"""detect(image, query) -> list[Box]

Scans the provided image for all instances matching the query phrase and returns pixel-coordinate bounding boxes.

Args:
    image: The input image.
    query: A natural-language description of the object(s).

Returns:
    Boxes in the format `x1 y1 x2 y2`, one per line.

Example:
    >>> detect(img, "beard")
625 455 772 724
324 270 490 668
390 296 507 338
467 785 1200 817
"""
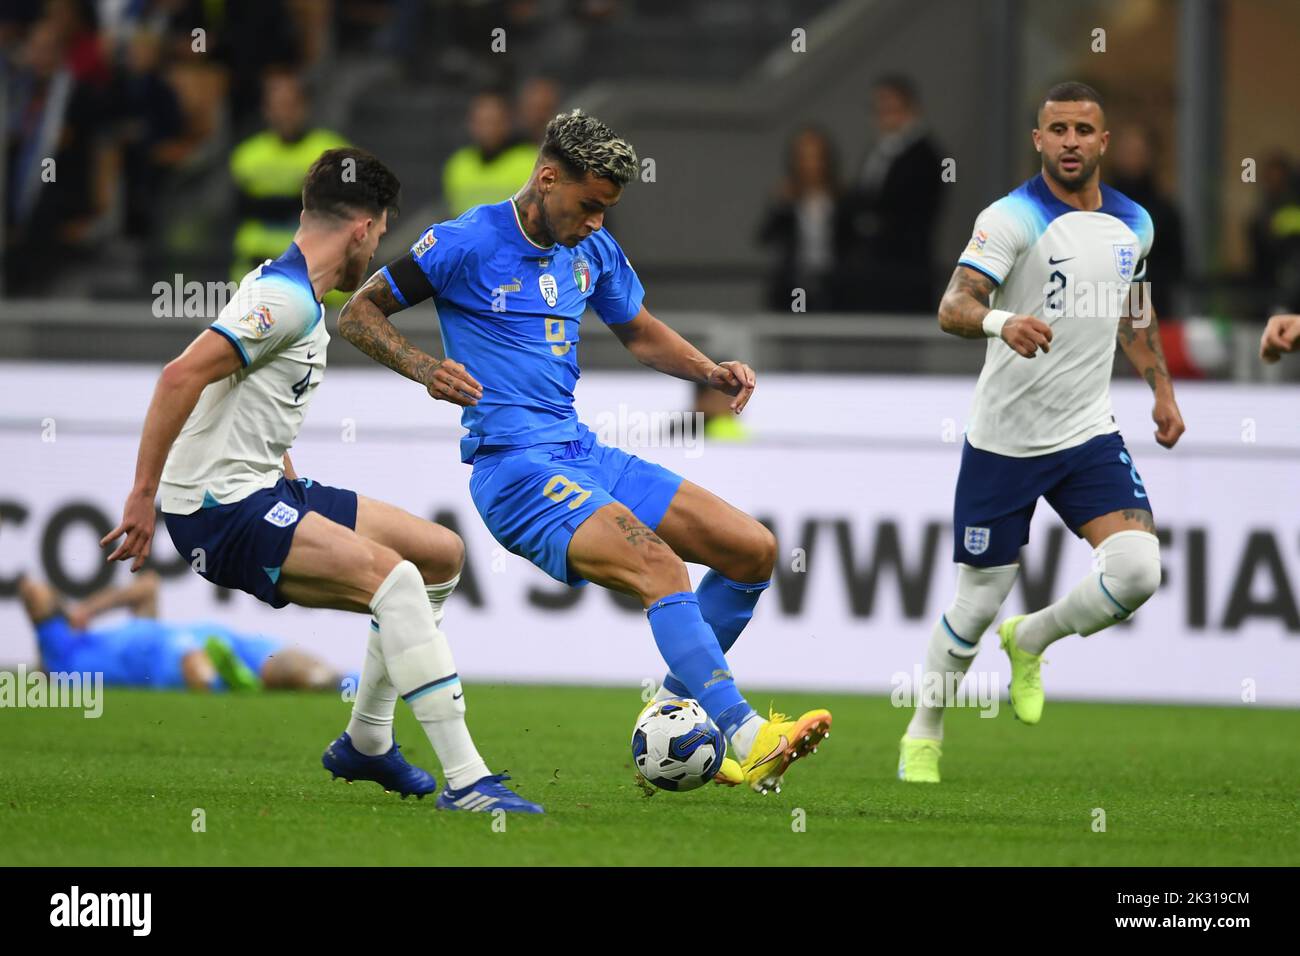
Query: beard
1044 151 1100 192
337 251 369 292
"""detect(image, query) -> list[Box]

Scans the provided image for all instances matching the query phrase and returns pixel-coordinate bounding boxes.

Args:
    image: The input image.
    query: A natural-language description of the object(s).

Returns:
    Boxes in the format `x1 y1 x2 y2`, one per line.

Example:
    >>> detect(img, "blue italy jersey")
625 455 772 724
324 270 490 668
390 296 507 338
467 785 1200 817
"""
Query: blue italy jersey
382 199 646 462
36 617 194 686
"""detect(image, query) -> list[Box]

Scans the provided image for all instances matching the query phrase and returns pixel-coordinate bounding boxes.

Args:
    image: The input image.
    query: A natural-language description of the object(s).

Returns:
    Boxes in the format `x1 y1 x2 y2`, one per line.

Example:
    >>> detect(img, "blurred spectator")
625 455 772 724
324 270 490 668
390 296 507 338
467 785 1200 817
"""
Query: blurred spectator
757 125 849 313
45 0 109 88
169 0 304 134
111 28 187 239
0 1 44 51
442 89 539 217
229 72 348 279
841 75 944 313
517 75 561 144
1107 123 1185 318
3 14 108 294
1249 152 1300 312
693 382 751 443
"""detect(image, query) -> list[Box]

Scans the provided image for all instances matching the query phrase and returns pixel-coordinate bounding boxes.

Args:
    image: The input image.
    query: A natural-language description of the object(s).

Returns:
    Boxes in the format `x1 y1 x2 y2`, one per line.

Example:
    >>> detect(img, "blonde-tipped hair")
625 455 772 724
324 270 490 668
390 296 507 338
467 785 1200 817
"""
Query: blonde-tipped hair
541 109 638 186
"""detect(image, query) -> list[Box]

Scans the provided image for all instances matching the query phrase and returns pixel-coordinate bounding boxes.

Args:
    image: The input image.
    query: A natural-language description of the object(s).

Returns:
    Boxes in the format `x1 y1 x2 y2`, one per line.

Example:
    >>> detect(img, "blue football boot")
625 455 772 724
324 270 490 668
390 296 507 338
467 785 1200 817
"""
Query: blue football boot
322 732 438 799
435 774 544 813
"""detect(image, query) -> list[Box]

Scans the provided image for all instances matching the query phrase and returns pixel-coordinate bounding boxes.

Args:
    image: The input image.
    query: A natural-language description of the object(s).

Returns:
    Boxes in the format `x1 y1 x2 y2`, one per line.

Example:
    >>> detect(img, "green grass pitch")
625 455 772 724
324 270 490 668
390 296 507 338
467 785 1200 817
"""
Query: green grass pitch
3 685 1297 866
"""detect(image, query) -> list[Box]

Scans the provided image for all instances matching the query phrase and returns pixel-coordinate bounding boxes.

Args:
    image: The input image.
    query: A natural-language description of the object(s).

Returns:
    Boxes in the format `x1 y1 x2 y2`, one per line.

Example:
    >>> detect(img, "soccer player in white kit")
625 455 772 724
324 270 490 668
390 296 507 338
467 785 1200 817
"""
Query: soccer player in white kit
101 148 541 811
898 83 1186 782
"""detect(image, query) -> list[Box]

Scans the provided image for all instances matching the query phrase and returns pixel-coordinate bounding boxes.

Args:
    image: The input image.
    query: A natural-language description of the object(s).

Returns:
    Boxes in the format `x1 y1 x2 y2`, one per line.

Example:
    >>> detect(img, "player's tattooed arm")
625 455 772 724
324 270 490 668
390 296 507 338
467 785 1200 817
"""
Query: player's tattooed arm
937 265 999 338
339 271 483 406
1118 295 1185 449
939 266 1053 357
1117 297 1173 395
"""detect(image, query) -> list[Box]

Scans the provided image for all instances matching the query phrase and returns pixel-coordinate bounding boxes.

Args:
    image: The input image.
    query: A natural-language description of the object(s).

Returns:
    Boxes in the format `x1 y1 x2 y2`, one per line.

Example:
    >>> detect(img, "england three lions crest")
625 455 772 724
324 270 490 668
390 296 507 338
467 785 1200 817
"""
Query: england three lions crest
964 526 990 556
1113 244 1137 283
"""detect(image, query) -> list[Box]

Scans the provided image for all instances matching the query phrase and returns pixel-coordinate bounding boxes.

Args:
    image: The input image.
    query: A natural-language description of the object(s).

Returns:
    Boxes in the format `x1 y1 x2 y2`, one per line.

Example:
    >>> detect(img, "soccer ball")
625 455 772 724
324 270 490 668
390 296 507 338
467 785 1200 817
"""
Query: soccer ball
631 698 726 792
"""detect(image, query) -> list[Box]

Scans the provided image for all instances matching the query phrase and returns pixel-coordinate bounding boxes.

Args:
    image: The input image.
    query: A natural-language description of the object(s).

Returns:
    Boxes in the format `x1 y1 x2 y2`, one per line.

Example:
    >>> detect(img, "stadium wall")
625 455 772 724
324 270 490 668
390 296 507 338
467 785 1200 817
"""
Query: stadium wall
2 363 1298 706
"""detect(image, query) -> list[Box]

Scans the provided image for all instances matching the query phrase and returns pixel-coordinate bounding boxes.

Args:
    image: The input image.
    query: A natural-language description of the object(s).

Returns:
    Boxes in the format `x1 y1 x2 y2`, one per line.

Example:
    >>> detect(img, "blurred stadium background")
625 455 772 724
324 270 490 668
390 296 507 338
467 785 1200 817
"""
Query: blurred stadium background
3 0 1299 706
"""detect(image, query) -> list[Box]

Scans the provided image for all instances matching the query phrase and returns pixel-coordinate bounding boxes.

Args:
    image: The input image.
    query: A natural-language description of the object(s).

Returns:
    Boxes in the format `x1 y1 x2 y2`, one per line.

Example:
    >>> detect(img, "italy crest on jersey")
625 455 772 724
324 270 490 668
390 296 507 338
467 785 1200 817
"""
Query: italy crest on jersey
1113 243 1136 282
572 256 591 295
964 526 990 556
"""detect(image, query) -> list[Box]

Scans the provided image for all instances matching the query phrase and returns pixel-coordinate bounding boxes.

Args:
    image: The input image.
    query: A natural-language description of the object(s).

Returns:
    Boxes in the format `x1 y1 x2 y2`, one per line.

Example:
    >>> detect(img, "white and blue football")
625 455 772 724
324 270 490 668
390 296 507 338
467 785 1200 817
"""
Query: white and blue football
631 698 726 792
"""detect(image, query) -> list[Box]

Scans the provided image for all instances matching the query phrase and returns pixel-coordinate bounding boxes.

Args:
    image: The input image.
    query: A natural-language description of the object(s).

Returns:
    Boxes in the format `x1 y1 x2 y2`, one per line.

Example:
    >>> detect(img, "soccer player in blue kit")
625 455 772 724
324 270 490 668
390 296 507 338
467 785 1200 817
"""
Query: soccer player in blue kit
339 111 831 795
18 572 343 692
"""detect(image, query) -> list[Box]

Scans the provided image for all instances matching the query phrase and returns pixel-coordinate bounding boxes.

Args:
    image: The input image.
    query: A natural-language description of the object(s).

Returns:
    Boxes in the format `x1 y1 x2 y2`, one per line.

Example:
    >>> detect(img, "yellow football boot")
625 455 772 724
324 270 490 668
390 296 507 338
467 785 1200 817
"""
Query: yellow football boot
738 708 832 794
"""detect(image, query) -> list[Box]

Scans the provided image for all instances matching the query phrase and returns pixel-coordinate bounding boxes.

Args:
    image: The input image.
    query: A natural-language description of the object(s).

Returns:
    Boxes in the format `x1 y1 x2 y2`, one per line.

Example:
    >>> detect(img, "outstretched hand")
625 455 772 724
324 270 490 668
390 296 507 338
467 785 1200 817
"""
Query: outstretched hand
101 492 157 573
708 361 756 413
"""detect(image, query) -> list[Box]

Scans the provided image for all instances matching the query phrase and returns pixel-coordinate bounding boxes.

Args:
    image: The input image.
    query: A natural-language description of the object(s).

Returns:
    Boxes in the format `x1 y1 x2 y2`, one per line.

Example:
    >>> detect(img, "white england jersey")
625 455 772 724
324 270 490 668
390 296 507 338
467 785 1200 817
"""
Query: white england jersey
957 174 1153 457
159 244 327 514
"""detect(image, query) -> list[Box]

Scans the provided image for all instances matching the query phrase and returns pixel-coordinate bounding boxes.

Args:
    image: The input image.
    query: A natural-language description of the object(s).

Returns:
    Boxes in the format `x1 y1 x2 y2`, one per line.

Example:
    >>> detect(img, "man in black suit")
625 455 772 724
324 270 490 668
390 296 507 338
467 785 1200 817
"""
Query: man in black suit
840 75 944 313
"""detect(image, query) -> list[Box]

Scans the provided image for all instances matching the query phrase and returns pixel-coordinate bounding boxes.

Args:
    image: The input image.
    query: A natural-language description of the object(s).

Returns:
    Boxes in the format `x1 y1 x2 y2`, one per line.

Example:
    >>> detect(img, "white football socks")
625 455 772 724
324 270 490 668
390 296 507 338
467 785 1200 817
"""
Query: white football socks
370 561 490 790
652 684 680 705
348 572 463 756
729 712 765 763
346 624 397 756
425 572 460 628
1016 531 1161 655
907 563 1018 741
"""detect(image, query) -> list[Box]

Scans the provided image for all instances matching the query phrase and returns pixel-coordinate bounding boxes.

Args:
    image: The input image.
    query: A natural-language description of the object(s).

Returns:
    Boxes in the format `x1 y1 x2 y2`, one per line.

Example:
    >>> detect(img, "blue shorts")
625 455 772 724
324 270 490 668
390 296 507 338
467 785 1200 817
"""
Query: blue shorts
163 477 358 608
469 426 685 585
953 431 1152 567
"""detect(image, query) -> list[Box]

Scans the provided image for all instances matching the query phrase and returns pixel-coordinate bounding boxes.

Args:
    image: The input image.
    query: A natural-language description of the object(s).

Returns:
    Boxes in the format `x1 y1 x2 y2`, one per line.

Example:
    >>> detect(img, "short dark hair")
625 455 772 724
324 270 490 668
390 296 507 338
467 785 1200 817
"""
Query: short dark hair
1037 81 1105 125
302 147 400 222
873 74 919 107
539 109 638 186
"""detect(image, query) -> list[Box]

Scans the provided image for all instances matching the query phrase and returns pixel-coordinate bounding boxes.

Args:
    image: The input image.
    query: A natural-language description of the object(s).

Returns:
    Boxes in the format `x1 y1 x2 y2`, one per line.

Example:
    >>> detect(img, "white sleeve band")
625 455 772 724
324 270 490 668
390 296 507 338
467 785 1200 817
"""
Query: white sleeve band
982 309 1014 338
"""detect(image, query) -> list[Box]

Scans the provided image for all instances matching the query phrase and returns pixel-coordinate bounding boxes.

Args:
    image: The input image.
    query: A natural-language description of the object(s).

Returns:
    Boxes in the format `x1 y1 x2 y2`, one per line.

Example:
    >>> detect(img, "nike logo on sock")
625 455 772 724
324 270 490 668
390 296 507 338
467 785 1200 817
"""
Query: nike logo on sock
452 692 463 700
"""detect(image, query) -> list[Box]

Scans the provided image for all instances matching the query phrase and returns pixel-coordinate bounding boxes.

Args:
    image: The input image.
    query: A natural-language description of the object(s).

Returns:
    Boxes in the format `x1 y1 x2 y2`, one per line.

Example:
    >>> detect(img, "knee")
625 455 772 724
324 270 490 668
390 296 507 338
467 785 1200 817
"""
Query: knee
748 522 778 579
1100 531 1162 612
946 563 1019 641
719 520 777 582
626 540 690 603
361 543 405 595
415 525 465 584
